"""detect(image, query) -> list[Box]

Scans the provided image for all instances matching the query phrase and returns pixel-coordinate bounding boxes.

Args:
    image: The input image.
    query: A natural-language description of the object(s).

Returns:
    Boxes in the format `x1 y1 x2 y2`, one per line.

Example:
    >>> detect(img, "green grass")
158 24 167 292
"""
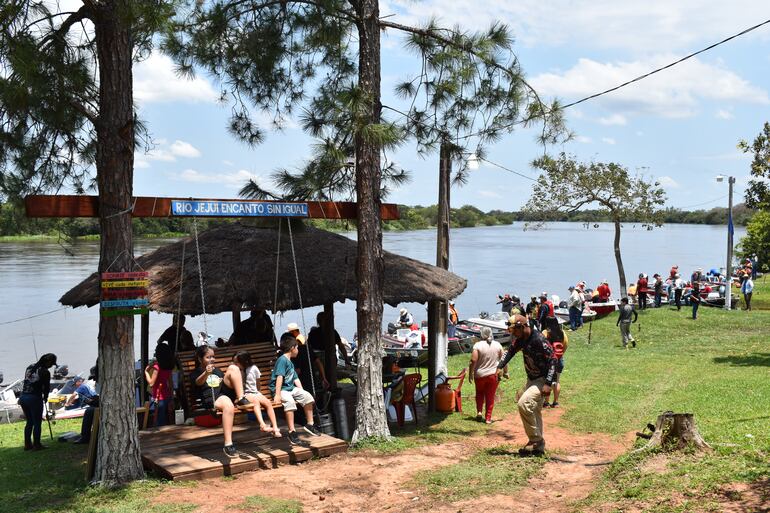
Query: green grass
238 495 303 513
0 419 195 513
420 444 544 501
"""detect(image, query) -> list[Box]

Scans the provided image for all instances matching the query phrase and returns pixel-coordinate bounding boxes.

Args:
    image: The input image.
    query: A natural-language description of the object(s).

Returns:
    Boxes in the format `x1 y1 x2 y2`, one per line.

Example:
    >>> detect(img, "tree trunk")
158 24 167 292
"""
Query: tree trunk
351 0 389 442
638 412 711 452
92 1 144 485
613 218 628 298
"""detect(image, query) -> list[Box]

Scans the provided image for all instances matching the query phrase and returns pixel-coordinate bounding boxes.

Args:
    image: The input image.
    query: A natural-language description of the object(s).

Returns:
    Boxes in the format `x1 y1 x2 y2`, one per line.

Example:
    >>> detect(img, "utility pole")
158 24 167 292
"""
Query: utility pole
726 175 735 310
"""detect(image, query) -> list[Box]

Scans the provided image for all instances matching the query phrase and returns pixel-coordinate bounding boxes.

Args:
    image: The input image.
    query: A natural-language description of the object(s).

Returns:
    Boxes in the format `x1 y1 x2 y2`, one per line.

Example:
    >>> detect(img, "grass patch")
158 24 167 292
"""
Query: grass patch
239 495 303 513
0 418 194 513
420 444 543 502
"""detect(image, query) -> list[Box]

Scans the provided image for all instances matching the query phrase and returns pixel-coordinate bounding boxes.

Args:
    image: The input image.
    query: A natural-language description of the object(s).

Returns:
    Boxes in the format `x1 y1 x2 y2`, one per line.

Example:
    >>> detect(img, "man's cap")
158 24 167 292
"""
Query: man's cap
506 314 528 328
530 295 537 300
540 291 548 298
568 285 575 290
601 279 608 284
287 322 300 332
449 300 455 305
399 308 407 315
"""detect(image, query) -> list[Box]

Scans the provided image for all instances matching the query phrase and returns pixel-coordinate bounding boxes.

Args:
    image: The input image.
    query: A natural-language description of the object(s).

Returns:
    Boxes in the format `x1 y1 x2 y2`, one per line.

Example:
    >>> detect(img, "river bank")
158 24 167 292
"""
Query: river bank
1 279 767 512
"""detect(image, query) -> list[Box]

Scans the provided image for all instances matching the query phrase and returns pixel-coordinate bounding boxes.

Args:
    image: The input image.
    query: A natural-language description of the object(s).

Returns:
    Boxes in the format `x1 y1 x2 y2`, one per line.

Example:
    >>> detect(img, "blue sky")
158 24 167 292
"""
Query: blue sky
121 1 770 212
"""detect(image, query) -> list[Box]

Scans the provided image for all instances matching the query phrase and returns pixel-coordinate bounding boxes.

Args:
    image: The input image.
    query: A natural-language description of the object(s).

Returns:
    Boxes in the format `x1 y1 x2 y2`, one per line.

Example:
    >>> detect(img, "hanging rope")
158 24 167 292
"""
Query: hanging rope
287 219 316 397
272 218 283 331
192 218 209 337
175 241 187 352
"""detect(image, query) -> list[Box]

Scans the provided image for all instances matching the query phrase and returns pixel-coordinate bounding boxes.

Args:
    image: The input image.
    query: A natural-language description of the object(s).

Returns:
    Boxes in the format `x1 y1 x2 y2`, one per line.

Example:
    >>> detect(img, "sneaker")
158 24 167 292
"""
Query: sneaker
550 402 559 408
235 396 251 407
223 444 238 458
543 402 550 408
476 412 483 421
287 431 301 445
631 340 636 348
303 423 322 436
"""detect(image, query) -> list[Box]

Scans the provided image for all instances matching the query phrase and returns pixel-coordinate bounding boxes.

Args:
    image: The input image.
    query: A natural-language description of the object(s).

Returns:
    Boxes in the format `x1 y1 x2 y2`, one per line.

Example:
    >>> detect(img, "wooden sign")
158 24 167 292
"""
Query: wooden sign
100 272 149 317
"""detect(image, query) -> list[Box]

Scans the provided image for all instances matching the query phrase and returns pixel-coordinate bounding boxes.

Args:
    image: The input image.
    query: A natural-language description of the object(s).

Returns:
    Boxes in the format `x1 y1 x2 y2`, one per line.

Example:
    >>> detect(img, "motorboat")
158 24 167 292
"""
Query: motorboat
554 307 598 324
454 311 512 346
584 300 619 318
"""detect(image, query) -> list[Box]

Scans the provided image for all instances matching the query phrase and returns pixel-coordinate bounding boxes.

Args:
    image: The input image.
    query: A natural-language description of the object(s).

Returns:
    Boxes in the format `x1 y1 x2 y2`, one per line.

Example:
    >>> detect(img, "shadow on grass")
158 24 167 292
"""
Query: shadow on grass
712 353 770 367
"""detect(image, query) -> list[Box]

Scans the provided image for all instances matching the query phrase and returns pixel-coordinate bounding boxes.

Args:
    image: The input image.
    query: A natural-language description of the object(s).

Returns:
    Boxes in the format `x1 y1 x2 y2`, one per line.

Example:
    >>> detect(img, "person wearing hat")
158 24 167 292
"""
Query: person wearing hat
652 273 664 307
447 301 459 338
287 323 329 395
525 296 539 329
637 273 649 310
616 297 638 348
497 294 514 315
396 307 414 328
537 293 554 329
497 315 556 456
567 285 583 331
673 273 685 310
595 280 612 303
19 353 57 450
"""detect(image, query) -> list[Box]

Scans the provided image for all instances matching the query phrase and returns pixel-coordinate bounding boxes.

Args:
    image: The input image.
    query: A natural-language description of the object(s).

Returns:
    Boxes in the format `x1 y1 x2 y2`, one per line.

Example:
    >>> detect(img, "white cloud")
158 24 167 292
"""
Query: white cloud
172 168 260 188
602 137 616 145
478 190 502 199
657 176 679 188
380 1 770 52
531 56 768 119
599 114 627 126
135 139 202 168
222 160 235 167
715 109 734 120
134 54 219 104
574 135 592 144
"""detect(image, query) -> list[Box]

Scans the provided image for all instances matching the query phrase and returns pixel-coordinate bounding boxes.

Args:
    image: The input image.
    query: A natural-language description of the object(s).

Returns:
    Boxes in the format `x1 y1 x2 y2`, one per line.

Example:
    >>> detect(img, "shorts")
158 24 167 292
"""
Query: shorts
554 357 564 381
279 388 315 412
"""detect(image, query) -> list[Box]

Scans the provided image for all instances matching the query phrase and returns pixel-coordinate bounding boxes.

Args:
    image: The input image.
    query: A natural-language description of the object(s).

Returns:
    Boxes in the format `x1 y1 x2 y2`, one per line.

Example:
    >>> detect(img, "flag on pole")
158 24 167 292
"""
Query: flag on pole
728 209 734 239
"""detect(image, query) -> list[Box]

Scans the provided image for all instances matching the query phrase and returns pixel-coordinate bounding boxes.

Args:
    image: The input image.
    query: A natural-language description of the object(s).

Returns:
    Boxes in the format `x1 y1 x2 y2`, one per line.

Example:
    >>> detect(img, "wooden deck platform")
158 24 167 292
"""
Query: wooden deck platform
139 422 348 481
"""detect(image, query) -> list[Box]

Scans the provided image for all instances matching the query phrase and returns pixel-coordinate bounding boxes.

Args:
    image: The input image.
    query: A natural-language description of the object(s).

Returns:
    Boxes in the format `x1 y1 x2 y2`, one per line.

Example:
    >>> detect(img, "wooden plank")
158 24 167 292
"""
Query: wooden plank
100 299 149 308
25 195 401 220
101 271 148 279
103 288 148 299
101 280 149 288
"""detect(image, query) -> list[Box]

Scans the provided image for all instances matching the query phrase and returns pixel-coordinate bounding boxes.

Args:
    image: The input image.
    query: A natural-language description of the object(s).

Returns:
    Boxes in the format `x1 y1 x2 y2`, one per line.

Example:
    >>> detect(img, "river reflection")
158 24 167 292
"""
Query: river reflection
0 222 744 378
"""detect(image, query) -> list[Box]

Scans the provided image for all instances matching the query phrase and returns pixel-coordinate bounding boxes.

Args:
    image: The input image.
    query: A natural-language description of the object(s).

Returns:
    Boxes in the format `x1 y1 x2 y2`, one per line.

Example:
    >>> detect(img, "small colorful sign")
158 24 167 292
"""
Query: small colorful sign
100 272 149 317
171 200 309 217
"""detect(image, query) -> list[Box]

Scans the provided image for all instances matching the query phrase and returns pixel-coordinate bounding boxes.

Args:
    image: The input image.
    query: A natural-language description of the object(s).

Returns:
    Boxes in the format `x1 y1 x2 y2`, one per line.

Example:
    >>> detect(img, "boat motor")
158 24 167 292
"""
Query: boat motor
53 365 69 380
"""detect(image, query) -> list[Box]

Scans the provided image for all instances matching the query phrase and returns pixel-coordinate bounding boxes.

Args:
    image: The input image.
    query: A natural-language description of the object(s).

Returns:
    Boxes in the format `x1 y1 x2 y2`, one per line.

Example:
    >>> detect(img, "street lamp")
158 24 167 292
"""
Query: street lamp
716 175 735 310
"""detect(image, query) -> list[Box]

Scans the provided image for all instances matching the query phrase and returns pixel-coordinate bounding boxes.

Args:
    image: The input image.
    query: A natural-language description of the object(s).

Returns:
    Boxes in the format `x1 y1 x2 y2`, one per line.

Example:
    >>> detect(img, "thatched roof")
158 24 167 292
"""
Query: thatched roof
60 223 467 314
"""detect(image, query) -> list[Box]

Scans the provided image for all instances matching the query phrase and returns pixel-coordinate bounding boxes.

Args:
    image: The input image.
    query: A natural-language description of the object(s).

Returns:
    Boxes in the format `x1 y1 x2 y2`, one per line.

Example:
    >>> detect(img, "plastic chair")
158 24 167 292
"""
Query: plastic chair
391 373 421 427
446 369 466 413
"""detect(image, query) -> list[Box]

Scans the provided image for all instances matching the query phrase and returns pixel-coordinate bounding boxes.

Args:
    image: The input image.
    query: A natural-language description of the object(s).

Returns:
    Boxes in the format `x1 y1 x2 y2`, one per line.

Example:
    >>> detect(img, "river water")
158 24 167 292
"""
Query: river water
0 222 744 379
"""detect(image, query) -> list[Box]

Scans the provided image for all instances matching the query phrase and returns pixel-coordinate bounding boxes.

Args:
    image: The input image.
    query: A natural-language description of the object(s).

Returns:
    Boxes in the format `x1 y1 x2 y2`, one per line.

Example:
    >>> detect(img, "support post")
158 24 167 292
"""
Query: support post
427 300 439 413
323 302 338 390
140 313 149 403
725 176 735 310
433 143 451 376
231 307 241 332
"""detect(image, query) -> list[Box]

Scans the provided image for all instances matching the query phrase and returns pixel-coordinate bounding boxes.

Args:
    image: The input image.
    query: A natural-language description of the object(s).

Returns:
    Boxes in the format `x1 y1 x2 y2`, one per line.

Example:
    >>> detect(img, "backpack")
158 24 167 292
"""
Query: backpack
544 329 568 359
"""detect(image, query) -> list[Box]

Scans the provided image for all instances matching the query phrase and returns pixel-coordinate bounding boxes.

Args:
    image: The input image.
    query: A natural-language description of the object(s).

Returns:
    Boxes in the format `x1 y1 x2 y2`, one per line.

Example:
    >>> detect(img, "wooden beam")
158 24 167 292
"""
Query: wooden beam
140 313 149 404
323 303 337 390
24 195 400 220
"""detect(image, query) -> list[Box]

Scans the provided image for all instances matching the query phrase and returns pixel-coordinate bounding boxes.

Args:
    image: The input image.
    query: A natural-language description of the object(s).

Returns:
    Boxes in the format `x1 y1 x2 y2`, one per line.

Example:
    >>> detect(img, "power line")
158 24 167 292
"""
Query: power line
560 18 770 110
476 156 538 182
677 194 729 210
0 307 69 326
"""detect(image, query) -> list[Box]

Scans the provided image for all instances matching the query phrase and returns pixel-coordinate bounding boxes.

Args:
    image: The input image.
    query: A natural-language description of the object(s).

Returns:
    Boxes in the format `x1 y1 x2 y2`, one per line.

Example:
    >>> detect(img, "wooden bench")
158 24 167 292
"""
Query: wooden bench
177 342 282 418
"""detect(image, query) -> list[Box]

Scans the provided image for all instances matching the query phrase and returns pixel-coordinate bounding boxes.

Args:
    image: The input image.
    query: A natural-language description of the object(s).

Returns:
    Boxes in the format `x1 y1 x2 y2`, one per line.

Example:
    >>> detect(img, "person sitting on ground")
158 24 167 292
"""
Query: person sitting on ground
595 280 612 303
396 308 414 328
541 317 568 408
157 314 195 353
19 353 57 451
232 351 281 437
190 346 238 457
63 376 87 409
145 343 175 427
270 334 322 445
307 312 351 367
469 326 503 424
616 297 638 349
230 309 276 346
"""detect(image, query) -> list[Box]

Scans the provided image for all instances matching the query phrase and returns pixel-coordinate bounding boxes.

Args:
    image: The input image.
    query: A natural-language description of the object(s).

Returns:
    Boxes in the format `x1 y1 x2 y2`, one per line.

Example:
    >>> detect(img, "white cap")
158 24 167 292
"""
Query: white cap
287 322 300 332
399 308 407 315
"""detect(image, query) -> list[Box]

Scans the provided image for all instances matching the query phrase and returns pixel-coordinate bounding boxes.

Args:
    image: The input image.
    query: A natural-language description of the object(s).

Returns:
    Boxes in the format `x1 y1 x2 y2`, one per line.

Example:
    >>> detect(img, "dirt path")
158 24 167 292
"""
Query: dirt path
154 409 631 513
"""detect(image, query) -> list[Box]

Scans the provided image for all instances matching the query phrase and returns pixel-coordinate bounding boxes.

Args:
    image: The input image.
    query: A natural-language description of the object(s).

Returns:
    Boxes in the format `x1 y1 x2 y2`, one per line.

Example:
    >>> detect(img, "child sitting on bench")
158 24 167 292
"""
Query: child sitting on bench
269 333 322 445
231 350 281 438
190 346 238 457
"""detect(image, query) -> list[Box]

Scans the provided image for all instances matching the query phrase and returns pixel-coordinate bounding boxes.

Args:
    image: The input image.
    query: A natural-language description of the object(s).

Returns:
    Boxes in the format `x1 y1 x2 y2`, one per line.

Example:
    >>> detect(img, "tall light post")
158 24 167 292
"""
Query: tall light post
716 175 735 310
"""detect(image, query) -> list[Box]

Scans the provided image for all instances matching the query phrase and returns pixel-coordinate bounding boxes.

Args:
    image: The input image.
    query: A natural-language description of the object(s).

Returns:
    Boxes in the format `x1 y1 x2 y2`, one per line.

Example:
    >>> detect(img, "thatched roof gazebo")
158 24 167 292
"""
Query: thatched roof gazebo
60 223 467 312
61 223 467 400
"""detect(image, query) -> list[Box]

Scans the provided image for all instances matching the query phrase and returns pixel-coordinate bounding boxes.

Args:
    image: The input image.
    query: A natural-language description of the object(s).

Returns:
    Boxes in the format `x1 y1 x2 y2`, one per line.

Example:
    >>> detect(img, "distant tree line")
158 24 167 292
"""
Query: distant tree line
0 200 756 238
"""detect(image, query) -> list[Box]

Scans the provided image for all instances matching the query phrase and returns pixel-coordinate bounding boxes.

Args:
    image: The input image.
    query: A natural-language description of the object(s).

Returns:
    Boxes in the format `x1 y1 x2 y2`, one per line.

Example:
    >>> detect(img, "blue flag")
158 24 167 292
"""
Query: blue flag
728 210 734 239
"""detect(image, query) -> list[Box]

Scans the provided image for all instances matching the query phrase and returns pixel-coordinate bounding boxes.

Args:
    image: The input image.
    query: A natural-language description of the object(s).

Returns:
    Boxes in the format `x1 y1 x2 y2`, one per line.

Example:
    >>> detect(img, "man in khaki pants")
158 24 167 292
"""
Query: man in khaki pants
497 314 556 456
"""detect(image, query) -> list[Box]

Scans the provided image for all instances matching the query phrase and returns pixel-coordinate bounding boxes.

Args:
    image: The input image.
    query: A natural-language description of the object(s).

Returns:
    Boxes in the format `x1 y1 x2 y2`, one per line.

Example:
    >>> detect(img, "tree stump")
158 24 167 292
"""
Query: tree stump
638 411 711 452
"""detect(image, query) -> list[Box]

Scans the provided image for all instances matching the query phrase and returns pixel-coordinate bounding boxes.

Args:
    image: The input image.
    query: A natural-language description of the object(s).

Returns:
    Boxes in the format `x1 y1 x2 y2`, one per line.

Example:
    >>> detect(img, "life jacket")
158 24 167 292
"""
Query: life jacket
543 329 568 359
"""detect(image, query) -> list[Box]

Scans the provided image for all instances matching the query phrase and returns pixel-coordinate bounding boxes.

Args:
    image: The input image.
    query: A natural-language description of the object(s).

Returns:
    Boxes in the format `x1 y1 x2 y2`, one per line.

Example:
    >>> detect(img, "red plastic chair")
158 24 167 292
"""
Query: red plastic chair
392 373 421 427
446 368 466 413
